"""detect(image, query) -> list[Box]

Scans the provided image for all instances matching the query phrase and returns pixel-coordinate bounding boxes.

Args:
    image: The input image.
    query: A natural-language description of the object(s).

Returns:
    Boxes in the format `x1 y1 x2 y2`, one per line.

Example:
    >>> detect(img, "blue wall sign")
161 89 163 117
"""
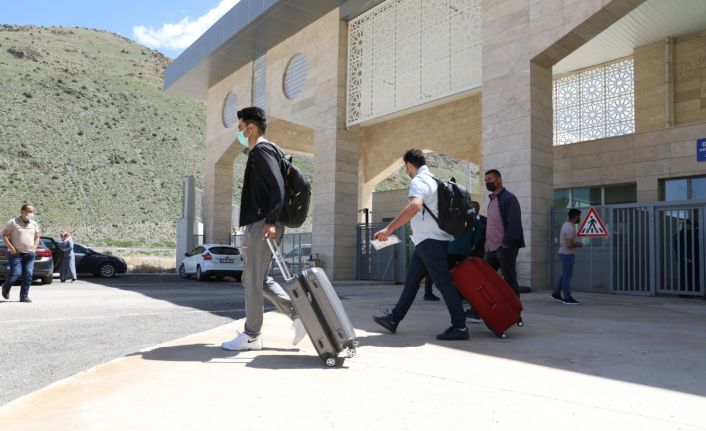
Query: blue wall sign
698 138 706 162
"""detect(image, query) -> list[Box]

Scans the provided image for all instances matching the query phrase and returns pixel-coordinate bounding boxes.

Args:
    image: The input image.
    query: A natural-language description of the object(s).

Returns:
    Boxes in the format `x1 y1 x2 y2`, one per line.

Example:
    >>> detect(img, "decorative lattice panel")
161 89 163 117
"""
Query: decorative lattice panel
222 91 238 128
553 57 635 146
252 54 267 108
347 0 481 126
283 54 308 100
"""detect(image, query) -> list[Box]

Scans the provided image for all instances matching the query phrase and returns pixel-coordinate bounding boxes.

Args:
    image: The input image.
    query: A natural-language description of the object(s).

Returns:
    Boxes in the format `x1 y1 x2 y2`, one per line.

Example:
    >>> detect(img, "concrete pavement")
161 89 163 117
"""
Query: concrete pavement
0 275 248 405
1 285 705 430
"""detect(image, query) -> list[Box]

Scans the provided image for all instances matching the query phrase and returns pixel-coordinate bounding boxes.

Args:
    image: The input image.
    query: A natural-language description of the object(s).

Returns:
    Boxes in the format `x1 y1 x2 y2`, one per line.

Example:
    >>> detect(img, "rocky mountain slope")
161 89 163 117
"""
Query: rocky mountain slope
0 25 207 245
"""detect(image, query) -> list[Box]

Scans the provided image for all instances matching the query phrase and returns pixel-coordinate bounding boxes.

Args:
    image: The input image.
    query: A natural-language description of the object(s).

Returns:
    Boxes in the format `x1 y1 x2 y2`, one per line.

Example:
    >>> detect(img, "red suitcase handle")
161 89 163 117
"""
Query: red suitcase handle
477 283 497 309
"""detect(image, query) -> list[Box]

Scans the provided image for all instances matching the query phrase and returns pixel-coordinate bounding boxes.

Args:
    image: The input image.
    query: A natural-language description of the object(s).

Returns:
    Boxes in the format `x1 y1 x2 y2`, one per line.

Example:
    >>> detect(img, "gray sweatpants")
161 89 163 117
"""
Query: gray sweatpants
242 219 296 336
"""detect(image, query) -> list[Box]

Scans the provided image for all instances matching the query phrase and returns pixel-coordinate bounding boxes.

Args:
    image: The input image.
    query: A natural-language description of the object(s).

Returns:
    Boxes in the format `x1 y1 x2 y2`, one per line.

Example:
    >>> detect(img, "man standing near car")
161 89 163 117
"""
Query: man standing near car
221 107 305 351
2 204 41 303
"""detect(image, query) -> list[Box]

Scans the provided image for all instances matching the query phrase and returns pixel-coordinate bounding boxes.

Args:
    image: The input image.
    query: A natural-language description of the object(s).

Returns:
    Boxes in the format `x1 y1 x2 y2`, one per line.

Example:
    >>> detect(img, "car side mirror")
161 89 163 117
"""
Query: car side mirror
184 253 189 257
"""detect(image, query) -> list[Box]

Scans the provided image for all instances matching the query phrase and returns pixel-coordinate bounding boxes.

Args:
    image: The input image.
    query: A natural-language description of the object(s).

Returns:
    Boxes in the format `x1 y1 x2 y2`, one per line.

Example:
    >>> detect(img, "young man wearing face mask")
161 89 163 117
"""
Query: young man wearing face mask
484 169 525 297
372 149 469 340
221 106 306 351
553 208 583 304
2 204 41 303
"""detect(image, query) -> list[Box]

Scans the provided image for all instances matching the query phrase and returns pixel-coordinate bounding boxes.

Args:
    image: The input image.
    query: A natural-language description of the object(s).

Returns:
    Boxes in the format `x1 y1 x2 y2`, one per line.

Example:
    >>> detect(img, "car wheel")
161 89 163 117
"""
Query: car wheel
42 275 53 285
179 264 189 279
196 265 205 281
98 262 116 278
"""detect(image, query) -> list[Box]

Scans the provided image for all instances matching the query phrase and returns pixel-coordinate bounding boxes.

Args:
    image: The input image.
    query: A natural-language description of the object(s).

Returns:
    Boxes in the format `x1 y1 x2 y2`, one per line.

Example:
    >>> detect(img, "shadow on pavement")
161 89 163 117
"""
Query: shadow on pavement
129 344 299 363
245 354 341 370
85 274 249 320
88 277 706 397
352 291 706 398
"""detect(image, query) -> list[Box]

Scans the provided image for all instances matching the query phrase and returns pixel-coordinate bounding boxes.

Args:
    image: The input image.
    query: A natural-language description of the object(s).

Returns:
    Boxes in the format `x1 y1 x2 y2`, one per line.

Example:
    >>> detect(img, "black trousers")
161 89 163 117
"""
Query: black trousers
484 247 520 297
424 254 466 294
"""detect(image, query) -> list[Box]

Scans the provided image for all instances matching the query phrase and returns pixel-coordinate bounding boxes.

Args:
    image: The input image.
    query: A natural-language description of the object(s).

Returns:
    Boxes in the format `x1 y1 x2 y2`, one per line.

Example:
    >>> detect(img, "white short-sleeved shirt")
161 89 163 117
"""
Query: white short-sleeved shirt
558 221 577 255
4 217 40 253
408 165 453 245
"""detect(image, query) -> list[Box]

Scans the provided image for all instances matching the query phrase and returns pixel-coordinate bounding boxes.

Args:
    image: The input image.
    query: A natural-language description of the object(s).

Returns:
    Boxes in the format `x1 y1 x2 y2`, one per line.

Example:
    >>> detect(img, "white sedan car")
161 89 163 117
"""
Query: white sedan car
179 244 244 281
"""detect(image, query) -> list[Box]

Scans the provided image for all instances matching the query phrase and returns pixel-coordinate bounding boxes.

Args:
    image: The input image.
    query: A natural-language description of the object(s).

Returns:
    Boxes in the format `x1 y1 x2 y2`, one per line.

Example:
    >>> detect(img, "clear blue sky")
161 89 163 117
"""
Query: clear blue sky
1 0 237 58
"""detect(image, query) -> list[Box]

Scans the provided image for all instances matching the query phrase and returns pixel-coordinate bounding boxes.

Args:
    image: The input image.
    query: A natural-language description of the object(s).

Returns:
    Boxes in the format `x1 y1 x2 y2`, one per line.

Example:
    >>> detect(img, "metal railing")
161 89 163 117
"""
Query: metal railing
355 223 409 283
551 200 704 296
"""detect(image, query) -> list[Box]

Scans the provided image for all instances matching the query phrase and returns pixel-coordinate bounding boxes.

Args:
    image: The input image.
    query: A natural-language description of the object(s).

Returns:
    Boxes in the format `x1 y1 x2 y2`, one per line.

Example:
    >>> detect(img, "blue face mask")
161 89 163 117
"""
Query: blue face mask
236 127 251 147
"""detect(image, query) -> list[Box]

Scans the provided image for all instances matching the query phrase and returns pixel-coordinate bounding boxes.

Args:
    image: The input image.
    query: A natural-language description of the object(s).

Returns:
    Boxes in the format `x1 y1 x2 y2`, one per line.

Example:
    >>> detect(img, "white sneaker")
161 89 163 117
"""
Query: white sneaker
221 332 262 351
292 318 307 345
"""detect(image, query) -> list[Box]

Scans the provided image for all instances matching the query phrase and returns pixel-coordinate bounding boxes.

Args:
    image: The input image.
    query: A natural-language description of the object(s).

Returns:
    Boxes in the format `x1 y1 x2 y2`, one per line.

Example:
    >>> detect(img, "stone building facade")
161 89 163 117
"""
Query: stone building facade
165 0 706 287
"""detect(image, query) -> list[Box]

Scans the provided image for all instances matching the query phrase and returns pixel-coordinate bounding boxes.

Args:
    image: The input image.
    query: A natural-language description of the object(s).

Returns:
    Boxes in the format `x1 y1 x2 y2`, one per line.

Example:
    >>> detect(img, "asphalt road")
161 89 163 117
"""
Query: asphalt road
0 274 250 406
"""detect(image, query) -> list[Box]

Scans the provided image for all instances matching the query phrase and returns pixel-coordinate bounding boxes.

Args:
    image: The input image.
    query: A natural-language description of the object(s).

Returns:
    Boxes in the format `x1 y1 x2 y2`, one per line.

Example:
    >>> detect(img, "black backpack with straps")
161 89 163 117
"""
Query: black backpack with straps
264 142 311 228
422 174 475 235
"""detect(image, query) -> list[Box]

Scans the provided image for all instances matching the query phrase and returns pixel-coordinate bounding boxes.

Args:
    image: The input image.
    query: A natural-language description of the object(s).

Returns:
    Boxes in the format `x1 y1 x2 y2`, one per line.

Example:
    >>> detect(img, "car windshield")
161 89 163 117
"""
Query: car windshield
209 246 240 256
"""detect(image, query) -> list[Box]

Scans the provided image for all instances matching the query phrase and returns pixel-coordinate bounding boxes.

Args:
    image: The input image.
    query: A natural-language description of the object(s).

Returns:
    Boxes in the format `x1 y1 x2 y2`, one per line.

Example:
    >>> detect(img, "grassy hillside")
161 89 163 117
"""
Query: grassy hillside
0 25 206 245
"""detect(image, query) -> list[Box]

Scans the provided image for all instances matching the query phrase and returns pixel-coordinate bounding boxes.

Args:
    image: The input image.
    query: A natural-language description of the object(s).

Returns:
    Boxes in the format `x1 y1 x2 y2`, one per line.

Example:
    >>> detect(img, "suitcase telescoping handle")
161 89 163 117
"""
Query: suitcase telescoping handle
266 238 293 281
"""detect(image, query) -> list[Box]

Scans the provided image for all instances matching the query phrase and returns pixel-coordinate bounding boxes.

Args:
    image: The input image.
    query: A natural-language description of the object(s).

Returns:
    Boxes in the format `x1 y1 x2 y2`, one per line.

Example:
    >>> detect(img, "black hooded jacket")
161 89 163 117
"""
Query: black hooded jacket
239 141 284 227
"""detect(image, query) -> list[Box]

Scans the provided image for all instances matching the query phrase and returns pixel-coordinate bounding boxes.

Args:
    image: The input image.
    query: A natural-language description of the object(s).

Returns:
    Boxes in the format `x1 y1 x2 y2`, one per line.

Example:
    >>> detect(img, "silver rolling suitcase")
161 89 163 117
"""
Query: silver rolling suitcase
267 239 358 367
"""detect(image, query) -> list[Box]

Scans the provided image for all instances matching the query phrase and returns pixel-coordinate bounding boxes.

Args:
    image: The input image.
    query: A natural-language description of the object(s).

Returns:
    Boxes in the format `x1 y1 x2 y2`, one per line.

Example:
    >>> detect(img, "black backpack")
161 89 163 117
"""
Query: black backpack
265 142 311 228
422 175 475 235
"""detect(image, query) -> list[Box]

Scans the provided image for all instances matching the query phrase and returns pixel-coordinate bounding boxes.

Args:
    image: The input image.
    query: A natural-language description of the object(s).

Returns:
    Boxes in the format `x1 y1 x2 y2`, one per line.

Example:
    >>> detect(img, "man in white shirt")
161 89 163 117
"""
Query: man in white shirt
372 150 468 340
552 208 583 304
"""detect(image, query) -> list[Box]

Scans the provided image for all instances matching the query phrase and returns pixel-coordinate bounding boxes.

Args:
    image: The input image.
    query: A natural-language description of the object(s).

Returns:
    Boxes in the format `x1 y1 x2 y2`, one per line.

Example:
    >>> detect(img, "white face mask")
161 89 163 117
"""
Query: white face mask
236 126 251 147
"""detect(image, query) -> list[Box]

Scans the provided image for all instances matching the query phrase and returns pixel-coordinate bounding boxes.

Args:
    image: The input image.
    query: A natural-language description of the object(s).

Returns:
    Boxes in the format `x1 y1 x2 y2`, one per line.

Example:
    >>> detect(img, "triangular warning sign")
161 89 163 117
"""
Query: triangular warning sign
577 207 609 238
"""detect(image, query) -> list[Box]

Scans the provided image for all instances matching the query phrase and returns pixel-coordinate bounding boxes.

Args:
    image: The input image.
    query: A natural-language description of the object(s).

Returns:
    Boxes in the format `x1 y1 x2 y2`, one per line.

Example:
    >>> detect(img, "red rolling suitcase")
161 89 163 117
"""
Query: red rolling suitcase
450 256 524 338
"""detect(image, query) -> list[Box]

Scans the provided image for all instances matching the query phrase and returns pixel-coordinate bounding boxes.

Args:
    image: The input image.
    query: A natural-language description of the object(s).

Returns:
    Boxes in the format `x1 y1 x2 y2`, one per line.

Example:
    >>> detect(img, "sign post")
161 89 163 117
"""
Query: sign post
577 207 609 238
697 138 706 162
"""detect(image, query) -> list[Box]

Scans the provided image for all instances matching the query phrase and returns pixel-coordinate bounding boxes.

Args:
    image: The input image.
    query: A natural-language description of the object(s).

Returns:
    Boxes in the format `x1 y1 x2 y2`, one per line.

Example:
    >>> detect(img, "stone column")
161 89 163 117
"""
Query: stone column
482 0 645 290
312 20 360 281
482 1 554 291
203 145 242 245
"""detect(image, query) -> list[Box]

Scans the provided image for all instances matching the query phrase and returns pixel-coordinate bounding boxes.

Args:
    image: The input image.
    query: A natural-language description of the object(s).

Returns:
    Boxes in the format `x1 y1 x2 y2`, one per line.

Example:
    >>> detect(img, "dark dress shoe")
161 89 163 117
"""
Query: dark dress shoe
2 286 9 300
372 311 399 334
436 326 470 340
19 297 32 303
424 293 441 301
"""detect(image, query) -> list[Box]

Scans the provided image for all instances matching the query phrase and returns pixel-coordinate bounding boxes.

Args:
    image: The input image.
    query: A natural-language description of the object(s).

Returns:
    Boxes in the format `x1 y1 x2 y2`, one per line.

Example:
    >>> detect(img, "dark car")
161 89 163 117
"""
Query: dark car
0 243 54 285
40 236 127 278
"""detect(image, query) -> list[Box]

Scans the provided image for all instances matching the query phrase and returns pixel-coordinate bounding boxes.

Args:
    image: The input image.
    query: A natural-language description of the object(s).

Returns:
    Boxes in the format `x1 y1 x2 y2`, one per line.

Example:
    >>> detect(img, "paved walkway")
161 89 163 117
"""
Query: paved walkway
1 285 705 430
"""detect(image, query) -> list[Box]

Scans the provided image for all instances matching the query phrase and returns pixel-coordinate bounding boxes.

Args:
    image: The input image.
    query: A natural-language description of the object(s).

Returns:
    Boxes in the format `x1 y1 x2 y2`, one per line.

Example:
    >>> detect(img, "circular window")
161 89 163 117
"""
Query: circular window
222 91 238 128
283 54 308 100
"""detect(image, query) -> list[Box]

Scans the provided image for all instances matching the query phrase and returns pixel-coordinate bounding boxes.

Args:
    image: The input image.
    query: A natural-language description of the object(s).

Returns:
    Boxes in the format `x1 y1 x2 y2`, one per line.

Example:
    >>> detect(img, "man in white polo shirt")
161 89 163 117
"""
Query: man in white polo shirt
2 204 41 303
371 149 468 341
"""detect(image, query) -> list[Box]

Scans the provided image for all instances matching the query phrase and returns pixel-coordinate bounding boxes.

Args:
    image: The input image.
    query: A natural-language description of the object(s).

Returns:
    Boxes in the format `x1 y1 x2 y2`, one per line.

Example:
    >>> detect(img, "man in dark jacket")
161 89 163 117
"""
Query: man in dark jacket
221 107 305 351
484 169 525 297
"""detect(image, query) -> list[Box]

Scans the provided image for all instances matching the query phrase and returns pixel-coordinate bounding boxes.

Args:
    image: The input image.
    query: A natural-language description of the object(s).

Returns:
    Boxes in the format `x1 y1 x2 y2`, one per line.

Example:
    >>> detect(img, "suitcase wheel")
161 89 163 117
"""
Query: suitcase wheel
325 357 338 367
347 348 357 358
351 339 360 348
517 318 524 328
493 331 507 339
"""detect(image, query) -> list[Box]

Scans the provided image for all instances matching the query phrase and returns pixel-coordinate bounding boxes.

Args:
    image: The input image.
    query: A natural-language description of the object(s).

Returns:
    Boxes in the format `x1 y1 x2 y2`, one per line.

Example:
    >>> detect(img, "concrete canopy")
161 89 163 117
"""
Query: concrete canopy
164 0 381 101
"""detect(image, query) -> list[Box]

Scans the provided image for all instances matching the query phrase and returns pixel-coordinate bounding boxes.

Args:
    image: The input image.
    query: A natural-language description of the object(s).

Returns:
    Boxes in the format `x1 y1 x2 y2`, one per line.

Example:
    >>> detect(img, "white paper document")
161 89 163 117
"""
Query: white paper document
371 235 401 251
